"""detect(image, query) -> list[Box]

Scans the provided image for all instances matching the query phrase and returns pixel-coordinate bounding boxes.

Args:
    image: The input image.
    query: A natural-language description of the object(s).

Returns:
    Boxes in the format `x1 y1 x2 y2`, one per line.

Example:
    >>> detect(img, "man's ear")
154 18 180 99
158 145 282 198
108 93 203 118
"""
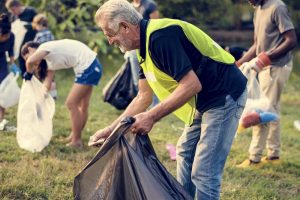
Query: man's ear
120 21 129 31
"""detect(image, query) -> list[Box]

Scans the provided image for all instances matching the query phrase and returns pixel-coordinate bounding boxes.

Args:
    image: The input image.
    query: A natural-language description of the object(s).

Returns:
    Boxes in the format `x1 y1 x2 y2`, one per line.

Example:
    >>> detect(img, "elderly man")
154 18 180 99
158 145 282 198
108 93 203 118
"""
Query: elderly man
91 0 247 199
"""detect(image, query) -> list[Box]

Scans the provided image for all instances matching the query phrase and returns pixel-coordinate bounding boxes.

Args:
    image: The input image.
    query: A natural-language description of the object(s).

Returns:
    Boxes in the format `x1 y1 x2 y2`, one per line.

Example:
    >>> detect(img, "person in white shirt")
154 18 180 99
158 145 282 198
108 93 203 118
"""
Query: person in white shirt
21 39 102 148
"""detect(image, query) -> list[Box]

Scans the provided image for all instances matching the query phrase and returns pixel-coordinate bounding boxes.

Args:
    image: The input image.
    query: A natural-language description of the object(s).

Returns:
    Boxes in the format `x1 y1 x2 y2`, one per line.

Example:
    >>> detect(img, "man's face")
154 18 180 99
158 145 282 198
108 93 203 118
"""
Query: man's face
99 19 134 53
248 0 263 7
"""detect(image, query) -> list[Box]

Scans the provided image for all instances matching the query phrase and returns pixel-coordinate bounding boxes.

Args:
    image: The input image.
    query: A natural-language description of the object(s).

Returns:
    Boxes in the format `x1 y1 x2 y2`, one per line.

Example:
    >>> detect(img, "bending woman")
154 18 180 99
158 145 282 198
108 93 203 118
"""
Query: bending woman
21 39 102 148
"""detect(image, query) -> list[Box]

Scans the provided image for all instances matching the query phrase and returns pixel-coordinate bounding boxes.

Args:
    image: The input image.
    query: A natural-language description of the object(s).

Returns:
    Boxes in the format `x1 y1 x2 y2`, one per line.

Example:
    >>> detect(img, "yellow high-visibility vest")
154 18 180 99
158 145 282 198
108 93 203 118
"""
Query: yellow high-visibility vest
137 19 234 125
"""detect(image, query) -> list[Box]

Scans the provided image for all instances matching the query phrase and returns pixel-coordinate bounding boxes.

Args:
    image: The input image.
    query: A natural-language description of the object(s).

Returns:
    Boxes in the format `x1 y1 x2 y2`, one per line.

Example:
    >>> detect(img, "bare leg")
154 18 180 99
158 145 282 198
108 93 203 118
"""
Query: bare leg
79 89 93 131
65 83 93 147
64 102 90 142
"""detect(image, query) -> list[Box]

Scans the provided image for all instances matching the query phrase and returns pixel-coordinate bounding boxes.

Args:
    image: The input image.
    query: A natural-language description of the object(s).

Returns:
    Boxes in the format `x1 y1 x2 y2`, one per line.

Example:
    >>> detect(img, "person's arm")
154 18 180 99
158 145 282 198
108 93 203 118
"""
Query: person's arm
148 1 159 19
131 70 201 134
8 35 15 65
267 5 298 60
91 78 153 141
43 70 55 91
267 29 297 60
237 42 256 65
150 10 159 19
9 56 14 65
26 50 49 73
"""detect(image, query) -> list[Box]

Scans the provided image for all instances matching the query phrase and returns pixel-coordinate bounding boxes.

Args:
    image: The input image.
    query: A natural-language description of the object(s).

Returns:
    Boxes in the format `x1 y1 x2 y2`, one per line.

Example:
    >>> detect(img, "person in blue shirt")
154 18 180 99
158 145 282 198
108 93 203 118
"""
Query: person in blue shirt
0 13 15 127
32 14 54 44
32 13 57 99
5 0 36 75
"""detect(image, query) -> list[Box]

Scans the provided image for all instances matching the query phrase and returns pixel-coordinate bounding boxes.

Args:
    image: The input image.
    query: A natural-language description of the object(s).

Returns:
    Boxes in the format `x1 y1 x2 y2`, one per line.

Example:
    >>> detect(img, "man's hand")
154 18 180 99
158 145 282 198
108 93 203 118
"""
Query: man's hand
23 72 33 81
130 112 155 135
248 52 271 72
88 126 113 146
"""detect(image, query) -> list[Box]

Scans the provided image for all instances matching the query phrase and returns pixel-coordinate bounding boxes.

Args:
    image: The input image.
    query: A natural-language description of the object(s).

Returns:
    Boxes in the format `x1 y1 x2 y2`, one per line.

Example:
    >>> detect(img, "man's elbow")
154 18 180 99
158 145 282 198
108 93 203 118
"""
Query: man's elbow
291 36 298 50
287 30 298 50
189 80 201 94
195 82 202 93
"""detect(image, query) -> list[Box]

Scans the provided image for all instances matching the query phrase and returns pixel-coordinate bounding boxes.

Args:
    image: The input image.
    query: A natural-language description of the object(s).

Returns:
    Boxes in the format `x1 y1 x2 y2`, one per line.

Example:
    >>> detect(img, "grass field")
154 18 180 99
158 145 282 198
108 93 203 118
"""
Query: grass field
1 52 300 200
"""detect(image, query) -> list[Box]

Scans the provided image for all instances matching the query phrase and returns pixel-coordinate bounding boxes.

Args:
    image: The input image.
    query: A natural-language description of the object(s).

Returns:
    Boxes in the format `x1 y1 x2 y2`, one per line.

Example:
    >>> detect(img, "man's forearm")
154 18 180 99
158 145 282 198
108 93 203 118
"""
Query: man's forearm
238 44 256 65
9 57 14 65
109 92 152 129
267 30 297 60
148 71 201 122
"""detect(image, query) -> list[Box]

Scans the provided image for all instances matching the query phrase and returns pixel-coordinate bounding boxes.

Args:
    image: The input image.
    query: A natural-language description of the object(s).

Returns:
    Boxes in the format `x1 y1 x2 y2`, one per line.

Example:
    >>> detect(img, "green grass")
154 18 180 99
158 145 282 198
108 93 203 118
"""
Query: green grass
1 54 300 200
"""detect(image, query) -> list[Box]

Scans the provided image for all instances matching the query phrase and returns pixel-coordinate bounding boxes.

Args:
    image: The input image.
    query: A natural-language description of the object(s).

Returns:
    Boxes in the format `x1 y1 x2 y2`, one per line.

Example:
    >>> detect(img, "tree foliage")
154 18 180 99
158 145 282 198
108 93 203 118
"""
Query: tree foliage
157 0 299 36
20 0 113 55
156 0 236 30
7 0 299 56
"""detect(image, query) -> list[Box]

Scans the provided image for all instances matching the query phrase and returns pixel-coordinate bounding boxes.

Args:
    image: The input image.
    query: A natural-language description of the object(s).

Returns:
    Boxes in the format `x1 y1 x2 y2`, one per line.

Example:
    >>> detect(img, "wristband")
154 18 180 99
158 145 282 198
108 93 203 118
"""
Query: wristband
256 52 271 69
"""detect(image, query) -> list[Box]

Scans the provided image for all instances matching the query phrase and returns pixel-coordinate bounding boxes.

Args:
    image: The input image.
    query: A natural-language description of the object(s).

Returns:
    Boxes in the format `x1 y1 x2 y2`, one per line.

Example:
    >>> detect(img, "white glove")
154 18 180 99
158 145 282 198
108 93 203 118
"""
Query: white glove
239 62 253 75
248 52 271 72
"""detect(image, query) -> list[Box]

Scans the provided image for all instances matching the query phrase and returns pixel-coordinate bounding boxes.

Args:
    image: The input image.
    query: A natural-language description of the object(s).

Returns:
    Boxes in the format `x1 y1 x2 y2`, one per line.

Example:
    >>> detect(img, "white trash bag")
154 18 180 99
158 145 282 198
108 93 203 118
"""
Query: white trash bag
17 76 55 152
241 67 272 114
236 67 278 134
11 19 27 59
0 72 20 108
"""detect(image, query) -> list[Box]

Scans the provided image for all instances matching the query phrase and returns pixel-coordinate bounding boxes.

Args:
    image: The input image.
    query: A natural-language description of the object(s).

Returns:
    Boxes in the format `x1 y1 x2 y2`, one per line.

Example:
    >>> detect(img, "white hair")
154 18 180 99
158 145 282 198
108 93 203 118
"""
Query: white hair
95 0 142 31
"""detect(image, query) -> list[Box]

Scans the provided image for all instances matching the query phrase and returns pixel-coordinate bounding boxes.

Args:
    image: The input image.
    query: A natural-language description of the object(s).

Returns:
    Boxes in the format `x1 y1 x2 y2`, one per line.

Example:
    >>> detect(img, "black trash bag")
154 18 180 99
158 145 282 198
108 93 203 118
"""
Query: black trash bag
74 117 192 200
103 59 138 110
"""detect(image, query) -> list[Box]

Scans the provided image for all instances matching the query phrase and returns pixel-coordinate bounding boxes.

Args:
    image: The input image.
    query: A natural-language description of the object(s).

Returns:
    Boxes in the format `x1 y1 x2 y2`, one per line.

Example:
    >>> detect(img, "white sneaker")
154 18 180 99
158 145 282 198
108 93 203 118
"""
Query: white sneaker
0 119 9 131
294 120 300 131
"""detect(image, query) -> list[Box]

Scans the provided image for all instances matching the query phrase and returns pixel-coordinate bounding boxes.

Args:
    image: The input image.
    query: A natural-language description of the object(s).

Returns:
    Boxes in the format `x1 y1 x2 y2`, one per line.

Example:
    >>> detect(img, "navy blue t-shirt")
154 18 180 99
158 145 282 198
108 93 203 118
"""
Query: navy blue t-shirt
139 20 247 112
13 7 36 22
0 33 14 66
0 33 14 82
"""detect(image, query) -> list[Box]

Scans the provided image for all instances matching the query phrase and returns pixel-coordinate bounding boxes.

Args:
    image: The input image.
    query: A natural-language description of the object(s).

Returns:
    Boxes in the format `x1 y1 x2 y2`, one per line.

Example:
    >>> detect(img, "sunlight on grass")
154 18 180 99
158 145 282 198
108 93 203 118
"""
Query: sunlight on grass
1 55 300 199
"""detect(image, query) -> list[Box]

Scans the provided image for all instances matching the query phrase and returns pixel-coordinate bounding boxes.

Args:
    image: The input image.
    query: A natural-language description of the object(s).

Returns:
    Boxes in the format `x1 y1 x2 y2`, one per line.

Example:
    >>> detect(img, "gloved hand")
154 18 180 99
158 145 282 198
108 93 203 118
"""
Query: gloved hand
23 72 33 81
9 63 22 75
248 52 271 72
239 62 254 75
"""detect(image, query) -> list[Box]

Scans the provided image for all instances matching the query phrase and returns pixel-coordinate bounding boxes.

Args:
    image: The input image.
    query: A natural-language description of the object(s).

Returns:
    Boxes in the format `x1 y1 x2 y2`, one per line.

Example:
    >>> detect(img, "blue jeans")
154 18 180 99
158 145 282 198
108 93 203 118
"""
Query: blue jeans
176 90 247 200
